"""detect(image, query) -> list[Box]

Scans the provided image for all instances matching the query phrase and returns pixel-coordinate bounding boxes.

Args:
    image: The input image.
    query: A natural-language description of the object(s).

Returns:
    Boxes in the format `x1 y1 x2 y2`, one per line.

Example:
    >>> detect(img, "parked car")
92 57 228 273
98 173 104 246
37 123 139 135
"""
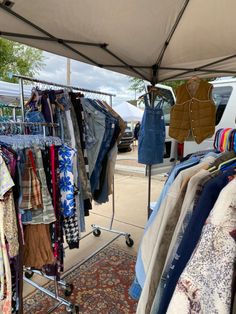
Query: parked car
118 127 134 152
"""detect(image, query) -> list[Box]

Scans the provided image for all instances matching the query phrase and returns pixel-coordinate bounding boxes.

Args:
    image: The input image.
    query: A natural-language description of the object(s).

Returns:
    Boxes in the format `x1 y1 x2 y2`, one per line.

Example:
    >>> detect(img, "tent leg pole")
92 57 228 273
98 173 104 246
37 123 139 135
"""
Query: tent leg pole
19 77 26 134
109 95 113 108
19 78 25 122
148 165 152 218
110 175 115 230
146 85 156 219
109 94 115 230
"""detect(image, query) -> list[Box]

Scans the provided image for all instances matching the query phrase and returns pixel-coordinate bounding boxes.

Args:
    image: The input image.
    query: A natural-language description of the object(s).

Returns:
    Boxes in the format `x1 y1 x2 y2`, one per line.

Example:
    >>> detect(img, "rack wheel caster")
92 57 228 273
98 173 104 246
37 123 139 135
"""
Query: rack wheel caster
25 271 34 279
126 237 134 247
93 229 101 237
66 304 79 313
64 283 74 297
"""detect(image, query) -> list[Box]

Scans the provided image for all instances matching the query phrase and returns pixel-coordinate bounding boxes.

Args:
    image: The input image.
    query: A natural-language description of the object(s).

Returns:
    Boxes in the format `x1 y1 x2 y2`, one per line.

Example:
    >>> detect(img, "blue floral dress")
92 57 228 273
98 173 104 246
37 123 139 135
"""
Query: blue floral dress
59 145 76 217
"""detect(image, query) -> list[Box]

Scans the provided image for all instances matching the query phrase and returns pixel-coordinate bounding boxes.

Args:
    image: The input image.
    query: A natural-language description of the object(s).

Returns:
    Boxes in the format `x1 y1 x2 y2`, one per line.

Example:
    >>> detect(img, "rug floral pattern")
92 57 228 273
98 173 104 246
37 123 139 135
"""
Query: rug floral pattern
24 245 137 313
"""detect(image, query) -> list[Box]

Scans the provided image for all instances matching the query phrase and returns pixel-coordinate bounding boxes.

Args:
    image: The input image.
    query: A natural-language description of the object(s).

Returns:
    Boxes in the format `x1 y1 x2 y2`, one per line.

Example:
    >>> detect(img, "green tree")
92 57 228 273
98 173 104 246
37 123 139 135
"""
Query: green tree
0 38 44 82
128 77 146 94
129 77 186 96
163 80 186 92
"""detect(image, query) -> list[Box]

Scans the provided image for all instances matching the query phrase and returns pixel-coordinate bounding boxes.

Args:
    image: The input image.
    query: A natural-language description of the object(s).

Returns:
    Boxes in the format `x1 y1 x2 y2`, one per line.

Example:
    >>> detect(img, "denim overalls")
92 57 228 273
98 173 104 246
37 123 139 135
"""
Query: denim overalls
138 95 165 165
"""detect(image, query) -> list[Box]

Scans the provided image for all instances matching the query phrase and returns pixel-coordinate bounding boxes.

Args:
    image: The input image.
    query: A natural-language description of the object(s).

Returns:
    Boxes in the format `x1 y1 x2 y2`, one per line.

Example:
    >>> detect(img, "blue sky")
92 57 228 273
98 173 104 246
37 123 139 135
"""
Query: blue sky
37 51 137 105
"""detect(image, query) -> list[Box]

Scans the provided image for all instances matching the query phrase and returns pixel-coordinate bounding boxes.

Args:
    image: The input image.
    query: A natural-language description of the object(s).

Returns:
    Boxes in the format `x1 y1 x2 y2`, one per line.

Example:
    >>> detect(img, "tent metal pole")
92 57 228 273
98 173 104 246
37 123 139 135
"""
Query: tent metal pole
110 175 115 230
153 0 190 83
146 84 156 218
19 78 25 122
158 54 236 82
0 31 106 46
147 165 152 218
155 0 190 66
2 4 236 83
102 46 150 81
109 94 115 230
102 65 152 69
0 4 100 66
159 69 205 83
197 53 236 69
0 5 149 80
110 95 113 108
159 66 236 75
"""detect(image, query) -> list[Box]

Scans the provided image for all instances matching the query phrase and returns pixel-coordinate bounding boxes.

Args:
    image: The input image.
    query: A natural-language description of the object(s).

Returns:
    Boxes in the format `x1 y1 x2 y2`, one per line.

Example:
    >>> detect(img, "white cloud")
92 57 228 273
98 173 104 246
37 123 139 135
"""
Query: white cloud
37 51 137 105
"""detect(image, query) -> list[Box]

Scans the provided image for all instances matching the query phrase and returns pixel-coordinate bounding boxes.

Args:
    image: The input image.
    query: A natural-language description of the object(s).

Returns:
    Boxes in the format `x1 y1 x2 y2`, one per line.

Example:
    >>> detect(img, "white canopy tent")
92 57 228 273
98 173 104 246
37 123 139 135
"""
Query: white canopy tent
113 102 143 122
1 0 236 84
0 80 32 103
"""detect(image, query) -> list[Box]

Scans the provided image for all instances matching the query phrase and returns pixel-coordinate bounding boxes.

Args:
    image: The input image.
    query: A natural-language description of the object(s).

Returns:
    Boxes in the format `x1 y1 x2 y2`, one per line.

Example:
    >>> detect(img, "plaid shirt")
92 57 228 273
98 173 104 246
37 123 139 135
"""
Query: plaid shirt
20 150 43 210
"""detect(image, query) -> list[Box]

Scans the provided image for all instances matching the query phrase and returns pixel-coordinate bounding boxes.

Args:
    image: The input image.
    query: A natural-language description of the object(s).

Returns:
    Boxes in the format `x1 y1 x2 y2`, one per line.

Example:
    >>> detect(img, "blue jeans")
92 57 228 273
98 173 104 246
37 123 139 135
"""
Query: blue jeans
81 99 106 176
90 111 116 193
25 110 47 135
54 108 65 142
56 92 73 145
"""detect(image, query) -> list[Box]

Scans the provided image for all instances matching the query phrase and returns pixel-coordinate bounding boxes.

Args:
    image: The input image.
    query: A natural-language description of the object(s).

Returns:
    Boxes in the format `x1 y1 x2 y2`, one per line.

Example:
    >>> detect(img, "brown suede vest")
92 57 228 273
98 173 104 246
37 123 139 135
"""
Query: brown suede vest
169 80 216 144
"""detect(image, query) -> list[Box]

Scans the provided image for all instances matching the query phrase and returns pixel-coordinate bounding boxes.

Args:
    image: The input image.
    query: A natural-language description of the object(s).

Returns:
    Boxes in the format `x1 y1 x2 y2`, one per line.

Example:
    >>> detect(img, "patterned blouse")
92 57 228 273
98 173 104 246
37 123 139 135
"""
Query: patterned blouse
167 177 236 314
59 144 76 217
0 155 18 313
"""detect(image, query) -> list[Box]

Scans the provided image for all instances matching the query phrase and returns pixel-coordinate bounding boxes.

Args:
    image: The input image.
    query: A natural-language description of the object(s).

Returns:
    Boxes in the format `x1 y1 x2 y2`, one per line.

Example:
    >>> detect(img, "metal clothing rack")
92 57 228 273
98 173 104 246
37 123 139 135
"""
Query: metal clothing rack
12 74 134 313
0 120 76 312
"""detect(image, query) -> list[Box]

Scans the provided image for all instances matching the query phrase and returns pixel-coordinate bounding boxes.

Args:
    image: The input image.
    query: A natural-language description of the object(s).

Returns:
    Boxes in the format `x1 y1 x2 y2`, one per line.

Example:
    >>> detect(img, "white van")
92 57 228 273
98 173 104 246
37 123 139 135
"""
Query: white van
152 78 236 174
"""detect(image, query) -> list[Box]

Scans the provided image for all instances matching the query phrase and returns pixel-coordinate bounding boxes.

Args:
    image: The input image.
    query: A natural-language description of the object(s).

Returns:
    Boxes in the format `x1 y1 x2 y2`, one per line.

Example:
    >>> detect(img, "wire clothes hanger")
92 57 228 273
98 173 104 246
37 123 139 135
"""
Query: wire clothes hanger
0 133 62 149
139 85 168 100
0 120 60 144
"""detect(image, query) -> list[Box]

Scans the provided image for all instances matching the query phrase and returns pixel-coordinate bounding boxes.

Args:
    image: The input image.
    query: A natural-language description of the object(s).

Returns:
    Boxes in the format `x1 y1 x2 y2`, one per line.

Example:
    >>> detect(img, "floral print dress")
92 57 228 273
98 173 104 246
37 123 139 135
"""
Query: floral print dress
0 155 16 314
59 145 76 217
59 144 80 249
167 177 236 314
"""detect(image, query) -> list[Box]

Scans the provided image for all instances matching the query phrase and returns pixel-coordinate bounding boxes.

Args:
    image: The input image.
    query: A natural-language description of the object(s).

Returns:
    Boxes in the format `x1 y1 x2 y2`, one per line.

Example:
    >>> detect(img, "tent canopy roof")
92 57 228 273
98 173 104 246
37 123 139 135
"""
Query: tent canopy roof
1 0 236 83
113 102 143 122
0 80 31 103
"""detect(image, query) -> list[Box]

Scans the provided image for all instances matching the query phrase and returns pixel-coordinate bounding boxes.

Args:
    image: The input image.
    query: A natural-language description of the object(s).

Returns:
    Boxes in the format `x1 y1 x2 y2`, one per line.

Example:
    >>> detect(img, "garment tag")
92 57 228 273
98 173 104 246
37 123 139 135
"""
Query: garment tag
112 123 115 128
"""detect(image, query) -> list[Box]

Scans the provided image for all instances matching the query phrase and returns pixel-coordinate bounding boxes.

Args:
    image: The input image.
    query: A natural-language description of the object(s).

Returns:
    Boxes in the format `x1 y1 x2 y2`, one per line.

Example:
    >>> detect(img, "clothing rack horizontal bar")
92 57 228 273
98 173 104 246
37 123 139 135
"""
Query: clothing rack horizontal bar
0 121 58 127
13 74 116 97
23 276 75 310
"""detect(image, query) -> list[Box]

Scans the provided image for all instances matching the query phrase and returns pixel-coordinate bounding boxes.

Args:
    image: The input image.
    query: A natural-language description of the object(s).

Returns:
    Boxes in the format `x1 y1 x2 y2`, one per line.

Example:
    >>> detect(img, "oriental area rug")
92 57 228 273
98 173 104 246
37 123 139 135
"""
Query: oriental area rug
23 244 138 313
